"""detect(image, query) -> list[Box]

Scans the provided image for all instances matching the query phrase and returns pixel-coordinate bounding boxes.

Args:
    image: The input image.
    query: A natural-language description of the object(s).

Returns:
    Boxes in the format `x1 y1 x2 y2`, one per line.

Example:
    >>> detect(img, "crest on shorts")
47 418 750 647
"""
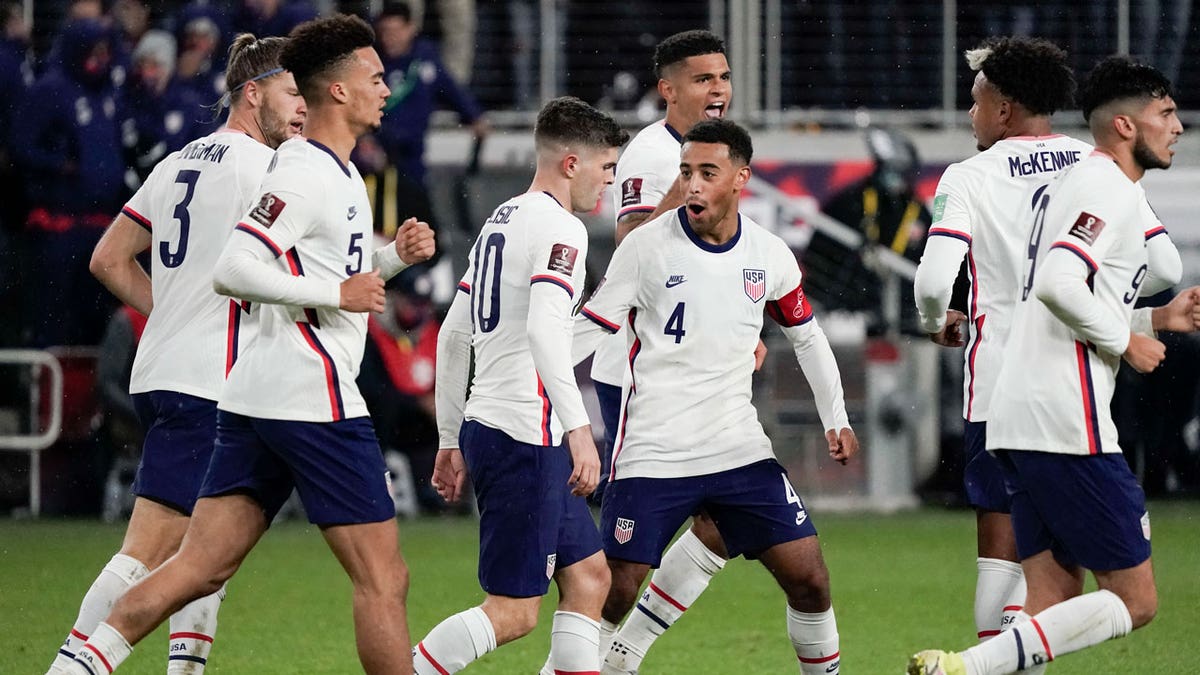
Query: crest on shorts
545 553 557 579
614 517 635 545
743 269 766 303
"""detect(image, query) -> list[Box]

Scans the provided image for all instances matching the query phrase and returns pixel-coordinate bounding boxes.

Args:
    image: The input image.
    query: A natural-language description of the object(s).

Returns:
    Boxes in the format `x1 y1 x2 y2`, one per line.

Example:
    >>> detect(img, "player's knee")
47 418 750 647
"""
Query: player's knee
1126 591 1158 629
691 518 728 558
778 564 831 611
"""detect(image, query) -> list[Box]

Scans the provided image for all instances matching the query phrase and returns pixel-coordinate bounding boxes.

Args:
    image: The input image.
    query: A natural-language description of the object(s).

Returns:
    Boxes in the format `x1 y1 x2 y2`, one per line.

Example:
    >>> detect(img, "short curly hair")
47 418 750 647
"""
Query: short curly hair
683 119 753 166
535 96 629 150
964 36 1074 116
654 29 725 78
1078 55 1173 122
281 14 375 102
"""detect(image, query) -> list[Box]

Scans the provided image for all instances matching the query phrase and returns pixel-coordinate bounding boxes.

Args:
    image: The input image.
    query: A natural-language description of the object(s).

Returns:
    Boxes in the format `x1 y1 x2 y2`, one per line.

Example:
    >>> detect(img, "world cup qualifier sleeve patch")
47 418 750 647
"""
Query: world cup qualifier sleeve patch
250 193 286 228
621 178 643 207
1067 211 1105 245
547 243 579 275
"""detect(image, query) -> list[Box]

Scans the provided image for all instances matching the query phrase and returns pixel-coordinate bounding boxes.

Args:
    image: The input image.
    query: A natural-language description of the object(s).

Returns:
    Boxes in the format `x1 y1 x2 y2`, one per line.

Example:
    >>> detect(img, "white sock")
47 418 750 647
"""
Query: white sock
975 558 1024 642
598 618 619 658
961 589 1132 674
48 554 149 673
999 578 1027 634
787 605 840 674
166 586 226 673
69 622 133 675
606 529 725 672
413 606 497 675
999 611 1045 674
543 611 600 674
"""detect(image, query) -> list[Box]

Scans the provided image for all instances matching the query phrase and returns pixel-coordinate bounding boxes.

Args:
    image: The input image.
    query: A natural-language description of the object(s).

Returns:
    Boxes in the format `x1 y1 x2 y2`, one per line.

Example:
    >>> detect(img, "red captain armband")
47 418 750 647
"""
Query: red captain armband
766 282 814 327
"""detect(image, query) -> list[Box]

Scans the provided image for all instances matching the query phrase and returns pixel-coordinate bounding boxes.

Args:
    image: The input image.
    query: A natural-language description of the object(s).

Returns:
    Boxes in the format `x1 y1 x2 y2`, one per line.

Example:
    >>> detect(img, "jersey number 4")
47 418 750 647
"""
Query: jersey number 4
161 169 200 268
664 302 686 343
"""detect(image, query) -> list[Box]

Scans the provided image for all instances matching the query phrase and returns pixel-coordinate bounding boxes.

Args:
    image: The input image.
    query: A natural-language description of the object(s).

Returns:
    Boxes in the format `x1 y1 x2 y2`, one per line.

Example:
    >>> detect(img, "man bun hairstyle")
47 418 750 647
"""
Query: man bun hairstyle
654 29 725 78
534 96 630 151
964 36 1074 116
683 119 753 166
225 34 289 106
281 14 376 102
1078 55 1173 122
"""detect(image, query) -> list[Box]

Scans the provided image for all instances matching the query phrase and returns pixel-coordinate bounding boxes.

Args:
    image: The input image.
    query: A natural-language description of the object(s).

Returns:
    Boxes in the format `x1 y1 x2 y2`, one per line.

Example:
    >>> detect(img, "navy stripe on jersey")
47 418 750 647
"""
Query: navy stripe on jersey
530 274 573 297
457 281 471 294
536 375 553 445
1049 241 1098 272
122 206 151 232
1145 226 1167 240
581 307 620 333
663 122 684 143
928 227 971 244
611 309 641 479
965 249 981 420
298 322 345 421
679 208 741 253
1074 341 1102 454
307 138 351 178
618 204 657 218
235 222 282 258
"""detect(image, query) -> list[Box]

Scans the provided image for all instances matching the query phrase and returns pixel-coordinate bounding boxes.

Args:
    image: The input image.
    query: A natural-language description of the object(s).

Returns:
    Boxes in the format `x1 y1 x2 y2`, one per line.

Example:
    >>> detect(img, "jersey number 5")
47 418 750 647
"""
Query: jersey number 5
161 169 200 268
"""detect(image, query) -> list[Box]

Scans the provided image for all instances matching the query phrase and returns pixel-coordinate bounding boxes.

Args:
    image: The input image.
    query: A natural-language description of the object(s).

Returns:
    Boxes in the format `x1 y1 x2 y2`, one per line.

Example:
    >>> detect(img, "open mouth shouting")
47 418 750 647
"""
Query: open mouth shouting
704 102 726 119
686 200 706 216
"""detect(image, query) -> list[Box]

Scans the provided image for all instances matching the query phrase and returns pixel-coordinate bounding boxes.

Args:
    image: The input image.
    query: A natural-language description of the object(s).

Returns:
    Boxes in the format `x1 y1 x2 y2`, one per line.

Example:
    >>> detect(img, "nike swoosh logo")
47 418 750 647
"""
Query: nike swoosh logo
665 278 686 288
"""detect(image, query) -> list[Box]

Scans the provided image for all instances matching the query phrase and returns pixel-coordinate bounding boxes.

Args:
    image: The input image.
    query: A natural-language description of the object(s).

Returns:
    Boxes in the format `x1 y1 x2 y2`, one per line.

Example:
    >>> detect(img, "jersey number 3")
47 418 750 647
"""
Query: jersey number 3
161 169 200 268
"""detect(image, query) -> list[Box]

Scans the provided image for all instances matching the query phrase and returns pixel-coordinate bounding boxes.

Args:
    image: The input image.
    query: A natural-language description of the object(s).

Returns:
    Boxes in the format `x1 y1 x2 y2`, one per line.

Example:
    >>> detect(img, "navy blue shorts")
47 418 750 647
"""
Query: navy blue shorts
995 450 1151 571
964 420 1010 513
131 391 219 515
460 420 602 598
591 381 623 505
199 411 394 526
600 459 818 566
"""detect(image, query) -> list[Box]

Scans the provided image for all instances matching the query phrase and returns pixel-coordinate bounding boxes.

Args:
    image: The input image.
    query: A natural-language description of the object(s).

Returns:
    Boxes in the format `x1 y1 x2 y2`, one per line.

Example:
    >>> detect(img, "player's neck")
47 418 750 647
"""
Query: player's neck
663 109 693 137
1096 144 1146 182
528 172 571 213
691 209 738 245
224 106 268 146
1002 115 1053 140
302 109 359 165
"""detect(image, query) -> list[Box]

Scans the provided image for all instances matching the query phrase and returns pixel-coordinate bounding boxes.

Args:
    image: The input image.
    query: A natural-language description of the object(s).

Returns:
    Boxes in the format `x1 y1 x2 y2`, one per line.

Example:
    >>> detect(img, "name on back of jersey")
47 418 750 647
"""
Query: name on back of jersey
1008 149 1082 178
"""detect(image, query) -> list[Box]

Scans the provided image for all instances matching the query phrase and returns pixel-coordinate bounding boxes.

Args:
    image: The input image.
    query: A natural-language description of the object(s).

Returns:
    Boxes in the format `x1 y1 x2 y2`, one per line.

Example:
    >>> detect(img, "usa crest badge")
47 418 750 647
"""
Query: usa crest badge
743 269 766 303
545 553 557 579
614 517 635 544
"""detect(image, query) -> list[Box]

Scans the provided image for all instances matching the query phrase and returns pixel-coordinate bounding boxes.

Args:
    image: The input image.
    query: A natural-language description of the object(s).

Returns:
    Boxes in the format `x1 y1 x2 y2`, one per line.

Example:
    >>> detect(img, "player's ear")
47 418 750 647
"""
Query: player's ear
561 152 579 178
1113 113 1136 141
243 80 260 107
734 164 751 190
657 78 673 105
329 80 349 104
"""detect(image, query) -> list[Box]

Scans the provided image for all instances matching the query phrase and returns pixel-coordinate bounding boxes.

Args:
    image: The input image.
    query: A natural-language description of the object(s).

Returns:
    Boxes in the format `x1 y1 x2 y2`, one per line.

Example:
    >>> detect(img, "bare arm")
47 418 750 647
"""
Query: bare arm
90 213 153 316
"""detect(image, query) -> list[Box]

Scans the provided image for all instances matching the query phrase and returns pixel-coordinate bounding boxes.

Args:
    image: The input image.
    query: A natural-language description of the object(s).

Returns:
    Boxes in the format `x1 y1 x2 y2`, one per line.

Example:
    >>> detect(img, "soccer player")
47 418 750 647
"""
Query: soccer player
908 57 1200 675
915 37 1185 645
592 30 766 673
60 15 435 675
417 96 628 675
575 119 857 675
46 33 305 675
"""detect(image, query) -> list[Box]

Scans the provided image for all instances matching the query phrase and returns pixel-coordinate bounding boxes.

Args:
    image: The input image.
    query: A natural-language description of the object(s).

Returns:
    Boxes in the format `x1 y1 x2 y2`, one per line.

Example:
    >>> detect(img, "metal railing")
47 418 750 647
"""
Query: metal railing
0 349 64 517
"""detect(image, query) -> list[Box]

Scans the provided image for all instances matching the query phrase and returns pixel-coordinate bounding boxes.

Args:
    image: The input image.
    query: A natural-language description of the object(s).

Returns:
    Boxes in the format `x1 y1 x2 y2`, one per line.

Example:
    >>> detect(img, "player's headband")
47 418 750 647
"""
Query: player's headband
220 67 285 108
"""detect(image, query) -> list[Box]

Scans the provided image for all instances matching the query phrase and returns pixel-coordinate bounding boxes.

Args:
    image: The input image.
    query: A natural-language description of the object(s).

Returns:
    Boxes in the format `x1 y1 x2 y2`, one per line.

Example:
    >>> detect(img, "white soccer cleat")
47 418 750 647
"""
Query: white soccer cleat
907 649 966 675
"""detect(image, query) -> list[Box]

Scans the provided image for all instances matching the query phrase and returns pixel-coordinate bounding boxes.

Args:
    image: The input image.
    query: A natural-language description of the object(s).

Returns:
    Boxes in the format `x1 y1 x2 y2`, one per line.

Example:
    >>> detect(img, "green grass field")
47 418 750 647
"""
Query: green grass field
3 503 1199 673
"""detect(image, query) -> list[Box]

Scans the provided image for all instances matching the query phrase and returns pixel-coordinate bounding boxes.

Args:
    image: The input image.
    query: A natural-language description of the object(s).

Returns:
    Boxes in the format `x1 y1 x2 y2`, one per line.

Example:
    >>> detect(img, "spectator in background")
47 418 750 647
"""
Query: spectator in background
10 18 126 346
359 266 444 513
1133 0 1191 86
124 29 213 182
233 0 317 38
109 0 150 57
403 0 476 84
357 1 488 247
803 127 933 335
94 304 147 522
0 2 31 347
174 5 227 105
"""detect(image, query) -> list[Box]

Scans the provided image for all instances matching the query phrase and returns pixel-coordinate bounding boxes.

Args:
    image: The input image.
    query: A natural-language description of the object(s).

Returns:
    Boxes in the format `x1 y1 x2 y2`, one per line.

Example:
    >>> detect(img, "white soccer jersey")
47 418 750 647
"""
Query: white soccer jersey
437 191 590 447
123 131 275 400
591 120 684 387
575 208 849 480
914 134 1092 422
217 138 403 422
988 152 1150 456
